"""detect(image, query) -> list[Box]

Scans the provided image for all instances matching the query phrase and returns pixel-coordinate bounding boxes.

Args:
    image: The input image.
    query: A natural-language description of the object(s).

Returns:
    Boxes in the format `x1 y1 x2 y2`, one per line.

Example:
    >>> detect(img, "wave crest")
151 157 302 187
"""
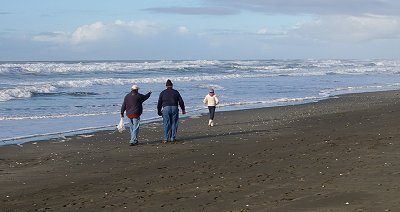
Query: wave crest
0 85 57 101
0 60 222 74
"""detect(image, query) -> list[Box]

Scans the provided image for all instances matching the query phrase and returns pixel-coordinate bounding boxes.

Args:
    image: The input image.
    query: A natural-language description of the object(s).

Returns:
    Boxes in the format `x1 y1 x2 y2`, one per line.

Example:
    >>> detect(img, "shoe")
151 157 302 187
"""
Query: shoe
130 143 138 146
208 119 212 126
210 120 214 127
162 140 167 144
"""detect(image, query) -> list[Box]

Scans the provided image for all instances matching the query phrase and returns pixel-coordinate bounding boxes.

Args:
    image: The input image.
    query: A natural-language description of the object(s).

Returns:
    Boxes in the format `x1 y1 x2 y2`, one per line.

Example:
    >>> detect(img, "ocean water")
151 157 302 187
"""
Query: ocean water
1 59 399 146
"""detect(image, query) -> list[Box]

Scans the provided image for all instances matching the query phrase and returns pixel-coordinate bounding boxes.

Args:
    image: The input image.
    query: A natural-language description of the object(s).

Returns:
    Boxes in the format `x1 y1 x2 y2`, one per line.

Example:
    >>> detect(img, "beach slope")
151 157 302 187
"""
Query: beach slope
1 90 400 211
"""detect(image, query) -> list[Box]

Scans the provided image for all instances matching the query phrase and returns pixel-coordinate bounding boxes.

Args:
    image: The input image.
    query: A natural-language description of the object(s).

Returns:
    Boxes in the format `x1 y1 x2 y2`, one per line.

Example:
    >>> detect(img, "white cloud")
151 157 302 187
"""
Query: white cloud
113 20 163 35
70 21 107 44
32 20 163 45
292 15 400 42
32 32 69 43
178 26 190 34
255 27 287 37
22 16 400 60
257 28 268 35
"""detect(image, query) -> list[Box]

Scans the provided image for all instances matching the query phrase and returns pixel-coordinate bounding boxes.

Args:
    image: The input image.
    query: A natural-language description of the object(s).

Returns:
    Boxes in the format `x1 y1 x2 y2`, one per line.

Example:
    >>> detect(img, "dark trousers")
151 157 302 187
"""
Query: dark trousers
208 106 216 120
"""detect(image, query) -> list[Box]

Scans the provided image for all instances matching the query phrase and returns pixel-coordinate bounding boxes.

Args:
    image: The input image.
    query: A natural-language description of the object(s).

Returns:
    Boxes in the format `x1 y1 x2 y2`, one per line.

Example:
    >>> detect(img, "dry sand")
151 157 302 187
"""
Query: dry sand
1 90 400 211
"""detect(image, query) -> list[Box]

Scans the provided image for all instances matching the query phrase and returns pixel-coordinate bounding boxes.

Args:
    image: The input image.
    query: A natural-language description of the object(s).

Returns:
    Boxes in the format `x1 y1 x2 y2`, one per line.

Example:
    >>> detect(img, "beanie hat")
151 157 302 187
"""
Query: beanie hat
166 79 173 87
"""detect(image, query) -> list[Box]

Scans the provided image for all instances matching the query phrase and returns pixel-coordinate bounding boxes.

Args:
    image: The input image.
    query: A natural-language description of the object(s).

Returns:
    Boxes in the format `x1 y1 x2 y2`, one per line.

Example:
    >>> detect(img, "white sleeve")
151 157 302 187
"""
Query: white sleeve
215 96 219 105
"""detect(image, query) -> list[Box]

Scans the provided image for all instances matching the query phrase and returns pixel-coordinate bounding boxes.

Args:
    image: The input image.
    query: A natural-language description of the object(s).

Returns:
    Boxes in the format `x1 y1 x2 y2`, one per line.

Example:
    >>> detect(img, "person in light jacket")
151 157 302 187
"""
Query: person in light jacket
203 88 219 126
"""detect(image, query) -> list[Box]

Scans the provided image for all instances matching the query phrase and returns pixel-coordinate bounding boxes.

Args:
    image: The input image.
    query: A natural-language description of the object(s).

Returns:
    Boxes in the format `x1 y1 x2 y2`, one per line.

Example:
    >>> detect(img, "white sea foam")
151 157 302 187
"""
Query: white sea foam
0 125 116 144
319 85 390 97
1 59 399 79
195 84 225 90
0 74 241 101
0 112 119 121
0 60 221 74
53 74 243 87
218 96 319 108
0 61 397 103
0 85 57 101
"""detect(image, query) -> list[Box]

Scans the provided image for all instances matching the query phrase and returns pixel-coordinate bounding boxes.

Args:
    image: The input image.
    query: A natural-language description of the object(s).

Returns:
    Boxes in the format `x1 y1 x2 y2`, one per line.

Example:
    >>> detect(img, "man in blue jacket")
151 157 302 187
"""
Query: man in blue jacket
157 79 185 143
121 85 151 146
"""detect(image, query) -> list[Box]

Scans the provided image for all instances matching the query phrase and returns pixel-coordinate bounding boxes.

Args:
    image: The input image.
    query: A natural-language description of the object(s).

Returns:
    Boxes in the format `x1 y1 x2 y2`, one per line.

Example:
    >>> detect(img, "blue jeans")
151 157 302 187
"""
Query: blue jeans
128 118 140 144
162 106 179 141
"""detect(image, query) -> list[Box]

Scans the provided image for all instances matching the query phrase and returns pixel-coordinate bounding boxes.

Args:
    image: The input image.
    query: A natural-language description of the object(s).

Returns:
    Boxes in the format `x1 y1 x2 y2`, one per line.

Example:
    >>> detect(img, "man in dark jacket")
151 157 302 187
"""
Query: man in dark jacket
121 85 151 146
157 79 185 143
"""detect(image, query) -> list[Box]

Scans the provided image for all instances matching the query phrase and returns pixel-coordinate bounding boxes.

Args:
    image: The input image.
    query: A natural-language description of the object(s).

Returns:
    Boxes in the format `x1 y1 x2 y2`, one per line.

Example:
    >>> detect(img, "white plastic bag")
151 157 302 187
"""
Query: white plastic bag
117 118 125 133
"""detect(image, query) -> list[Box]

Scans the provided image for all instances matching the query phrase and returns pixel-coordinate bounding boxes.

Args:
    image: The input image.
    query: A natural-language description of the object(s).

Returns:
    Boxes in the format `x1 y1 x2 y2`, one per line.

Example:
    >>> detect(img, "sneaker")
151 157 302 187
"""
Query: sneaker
162 140 167 144
130 143 138 146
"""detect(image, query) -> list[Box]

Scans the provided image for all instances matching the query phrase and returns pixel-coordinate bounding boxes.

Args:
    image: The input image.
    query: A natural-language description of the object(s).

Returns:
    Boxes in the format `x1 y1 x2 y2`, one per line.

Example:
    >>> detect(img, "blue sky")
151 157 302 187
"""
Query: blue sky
1 0 400 60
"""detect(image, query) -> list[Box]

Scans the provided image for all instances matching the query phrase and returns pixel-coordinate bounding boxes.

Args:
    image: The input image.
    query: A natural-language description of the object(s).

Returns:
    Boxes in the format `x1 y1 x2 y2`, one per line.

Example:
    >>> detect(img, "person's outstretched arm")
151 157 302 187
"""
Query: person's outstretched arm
142 91 152 102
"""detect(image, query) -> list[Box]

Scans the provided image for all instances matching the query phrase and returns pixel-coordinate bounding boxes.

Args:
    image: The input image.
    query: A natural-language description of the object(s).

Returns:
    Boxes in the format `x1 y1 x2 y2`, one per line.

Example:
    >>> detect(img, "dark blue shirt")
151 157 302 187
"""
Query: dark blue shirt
157 88 185 114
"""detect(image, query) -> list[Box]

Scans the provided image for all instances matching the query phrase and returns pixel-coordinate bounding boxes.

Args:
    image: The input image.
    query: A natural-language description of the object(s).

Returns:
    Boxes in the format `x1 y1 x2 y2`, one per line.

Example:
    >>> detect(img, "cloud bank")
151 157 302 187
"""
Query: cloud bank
7 14 399 60
141 0 400 46
32 20 163 45
205 0 400 16
292 15 400 42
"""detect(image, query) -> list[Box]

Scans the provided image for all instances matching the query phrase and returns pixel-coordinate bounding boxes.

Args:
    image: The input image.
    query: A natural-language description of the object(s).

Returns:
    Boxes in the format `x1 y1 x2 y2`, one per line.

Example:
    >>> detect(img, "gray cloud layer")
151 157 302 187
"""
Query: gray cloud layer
147 0 400 16
210 0 400 16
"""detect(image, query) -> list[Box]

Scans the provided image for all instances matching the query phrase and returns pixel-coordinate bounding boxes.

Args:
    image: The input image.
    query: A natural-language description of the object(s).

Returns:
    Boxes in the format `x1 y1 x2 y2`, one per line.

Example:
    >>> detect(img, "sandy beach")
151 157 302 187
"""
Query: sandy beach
2 90 400 211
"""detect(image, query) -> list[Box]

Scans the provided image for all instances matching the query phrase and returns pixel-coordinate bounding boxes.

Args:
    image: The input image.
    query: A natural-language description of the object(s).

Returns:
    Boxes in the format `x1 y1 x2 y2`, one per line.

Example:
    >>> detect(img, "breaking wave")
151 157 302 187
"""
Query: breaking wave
0 60 222 74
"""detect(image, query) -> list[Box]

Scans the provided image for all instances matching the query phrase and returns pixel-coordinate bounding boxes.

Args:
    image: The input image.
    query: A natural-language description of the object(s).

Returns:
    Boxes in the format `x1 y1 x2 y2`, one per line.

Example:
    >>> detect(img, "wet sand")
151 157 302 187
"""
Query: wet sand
1 90 400 211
